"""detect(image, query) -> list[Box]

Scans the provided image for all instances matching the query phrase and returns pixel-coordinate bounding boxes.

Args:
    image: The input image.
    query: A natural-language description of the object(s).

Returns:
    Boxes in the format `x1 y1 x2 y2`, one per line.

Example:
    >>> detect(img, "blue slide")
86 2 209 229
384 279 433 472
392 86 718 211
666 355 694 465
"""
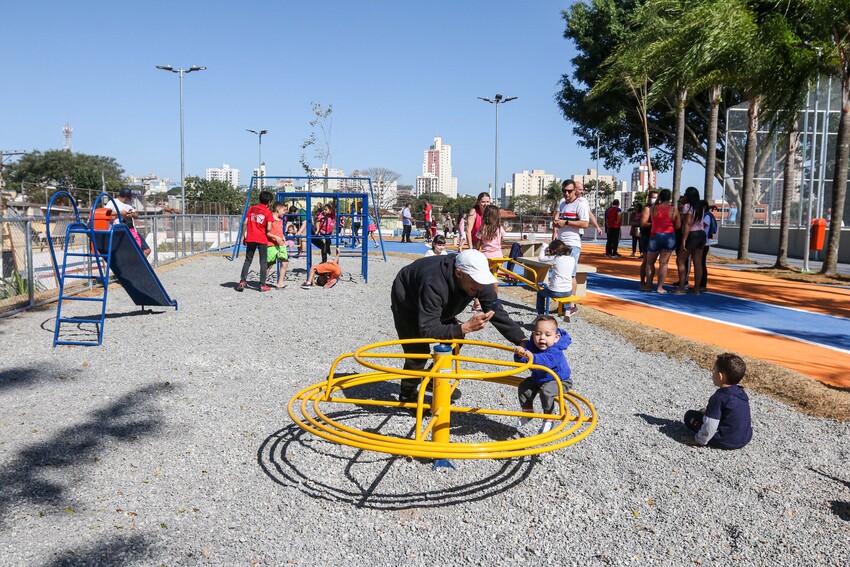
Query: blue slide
94 225 178 309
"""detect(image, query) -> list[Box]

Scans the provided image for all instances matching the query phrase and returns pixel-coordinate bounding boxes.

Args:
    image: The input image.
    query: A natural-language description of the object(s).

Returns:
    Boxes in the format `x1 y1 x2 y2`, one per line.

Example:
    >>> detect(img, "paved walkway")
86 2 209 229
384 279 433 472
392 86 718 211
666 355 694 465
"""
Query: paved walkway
578 242 850 389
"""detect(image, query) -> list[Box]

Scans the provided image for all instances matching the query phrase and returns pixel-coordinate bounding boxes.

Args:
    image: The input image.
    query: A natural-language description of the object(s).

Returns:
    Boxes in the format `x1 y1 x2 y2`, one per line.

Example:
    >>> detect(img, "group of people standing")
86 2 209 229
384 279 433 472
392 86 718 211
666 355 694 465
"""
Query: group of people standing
639 187 718 294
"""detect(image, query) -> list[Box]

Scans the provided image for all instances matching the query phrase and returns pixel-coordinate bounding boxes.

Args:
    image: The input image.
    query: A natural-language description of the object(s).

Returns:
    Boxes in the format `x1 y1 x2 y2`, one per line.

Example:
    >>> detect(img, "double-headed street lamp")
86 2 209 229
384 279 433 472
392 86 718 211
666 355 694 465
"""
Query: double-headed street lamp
246 129 268 190
156 64 207 220
478 94 517 199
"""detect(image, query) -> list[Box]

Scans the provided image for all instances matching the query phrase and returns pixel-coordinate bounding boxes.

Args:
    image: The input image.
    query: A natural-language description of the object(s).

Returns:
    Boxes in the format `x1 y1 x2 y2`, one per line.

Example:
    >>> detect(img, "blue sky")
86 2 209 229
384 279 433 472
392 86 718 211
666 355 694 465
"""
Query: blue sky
2 0 705 195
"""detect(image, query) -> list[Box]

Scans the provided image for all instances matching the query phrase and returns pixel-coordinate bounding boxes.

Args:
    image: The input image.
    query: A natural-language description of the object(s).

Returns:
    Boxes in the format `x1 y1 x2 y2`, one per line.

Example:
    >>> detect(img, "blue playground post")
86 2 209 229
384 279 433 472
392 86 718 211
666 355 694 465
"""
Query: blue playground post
230 176 386 283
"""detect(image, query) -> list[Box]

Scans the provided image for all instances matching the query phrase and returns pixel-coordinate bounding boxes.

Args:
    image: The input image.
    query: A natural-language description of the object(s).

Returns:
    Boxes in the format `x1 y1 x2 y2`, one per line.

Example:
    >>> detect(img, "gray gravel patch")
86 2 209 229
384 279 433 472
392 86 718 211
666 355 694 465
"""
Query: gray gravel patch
0 252 848 566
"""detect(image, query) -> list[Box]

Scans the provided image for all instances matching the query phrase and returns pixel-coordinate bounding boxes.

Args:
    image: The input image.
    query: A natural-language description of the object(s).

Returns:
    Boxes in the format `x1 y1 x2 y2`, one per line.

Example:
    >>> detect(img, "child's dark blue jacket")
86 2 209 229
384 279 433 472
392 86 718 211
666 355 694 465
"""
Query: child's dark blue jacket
513 329 572 386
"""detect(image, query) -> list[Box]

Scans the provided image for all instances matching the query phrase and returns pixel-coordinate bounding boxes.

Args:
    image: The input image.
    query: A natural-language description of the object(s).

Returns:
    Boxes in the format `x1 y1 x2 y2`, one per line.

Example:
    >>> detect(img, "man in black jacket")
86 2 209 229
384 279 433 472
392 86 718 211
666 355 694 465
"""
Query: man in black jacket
391 249 526 403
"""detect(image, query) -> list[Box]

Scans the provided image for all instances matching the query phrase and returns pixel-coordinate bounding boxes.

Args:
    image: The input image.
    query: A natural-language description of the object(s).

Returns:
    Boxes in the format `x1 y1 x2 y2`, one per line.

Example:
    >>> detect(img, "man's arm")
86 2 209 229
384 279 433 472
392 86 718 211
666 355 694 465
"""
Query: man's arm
478 289 525 344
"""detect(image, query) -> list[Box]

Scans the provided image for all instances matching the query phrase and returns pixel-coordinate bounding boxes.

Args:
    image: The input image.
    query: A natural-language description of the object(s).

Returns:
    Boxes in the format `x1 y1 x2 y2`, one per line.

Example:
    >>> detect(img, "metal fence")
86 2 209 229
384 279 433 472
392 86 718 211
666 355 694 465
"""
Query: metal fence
0 213 241 317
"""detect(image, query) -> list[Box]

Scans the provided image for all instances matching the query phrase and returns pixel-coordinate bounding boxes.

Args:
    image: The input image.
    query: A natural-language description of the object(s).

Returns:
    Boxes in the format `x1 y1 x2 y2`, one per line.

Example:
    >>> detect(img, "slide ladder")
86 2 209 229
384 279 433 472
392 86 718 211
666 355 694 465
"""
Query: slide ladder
47 191 177 347
52 221 113 346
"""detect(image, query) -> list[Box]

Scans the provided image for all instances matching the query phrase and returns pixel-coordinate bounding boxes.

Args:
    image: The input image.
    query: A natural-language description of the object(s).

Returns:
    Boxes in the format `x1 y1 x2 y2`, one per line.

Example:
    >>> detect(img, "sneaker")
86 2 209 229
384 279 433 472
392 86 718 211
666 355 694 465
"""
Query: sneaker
539 420 554 434
671 289 686 295
301 282 313 289
630 252 636 257
259 285 271 292
518 408 534 428
234 281 246 292
568 305 579 315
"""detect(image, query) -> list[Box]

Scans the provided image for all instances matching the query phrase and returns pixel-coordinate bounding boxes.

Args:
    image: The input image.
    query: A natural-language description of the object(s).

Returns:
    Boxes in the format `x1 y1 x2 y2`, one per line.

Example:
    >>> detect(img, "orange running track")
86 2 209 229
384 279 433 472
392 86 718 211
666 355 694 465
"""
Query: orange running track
576 243 850 389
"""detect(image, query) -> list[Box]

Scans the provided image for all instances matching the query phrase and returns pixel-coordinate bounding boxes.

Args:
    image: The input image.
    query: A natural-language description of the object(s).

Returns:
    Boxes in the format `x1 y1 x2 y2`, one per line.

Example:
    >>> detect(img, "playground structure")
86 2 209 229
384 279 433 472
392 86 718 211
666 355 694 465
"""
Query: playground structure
486 254 593 318
288 339 597 460
230 176 386 282
46 191 178 346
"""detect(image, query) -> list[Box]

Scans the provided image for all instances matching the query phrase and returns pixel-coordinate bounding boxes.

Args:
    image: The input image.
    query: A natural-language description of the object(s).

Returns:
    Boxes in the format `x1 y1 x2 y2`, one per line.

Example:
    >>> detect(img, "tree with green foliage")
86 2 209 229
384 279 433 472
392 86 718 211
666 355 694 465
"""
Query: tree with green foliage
809 0 850 275
442 195 476 219
558 0 742 184
4 150 124 201
182 176 246 215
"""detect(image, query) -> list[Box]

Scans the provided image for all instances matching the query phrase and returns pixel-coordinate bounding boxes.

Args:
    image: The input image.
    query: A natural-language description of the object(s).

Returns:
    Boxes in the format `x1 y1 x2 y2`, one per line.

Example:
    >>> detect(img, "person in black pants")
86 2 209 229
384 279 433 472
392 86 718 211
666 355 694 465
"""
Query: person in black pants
390 250 525 404
312 203 334 263
604 199 622 257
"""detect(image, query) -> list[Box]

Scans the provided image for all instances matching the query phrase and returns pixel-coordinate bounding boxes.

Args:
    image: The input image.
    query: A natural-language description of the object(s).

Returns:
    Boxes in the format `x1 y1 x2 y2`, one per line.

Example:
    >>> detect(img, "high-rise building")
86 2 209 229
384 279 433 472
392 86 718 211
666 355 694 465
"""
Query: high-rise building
630 163 657 193
306 164 346 192
416 137 458 198
205 164 240 189
252 163 267 190
503 170 558 207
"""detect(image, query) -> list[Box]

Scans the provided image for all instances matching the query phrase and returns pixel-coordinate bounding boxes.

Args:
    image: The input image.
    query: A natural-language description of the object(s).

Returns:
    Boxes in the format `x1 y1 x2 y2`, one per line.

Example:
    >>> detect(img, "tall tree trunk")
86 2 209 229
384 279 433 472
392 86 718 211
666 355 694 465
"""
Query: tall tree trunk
672 85 688 203
703 85 721 203
738 95 761 261
821 75 849 275
774 119 799 269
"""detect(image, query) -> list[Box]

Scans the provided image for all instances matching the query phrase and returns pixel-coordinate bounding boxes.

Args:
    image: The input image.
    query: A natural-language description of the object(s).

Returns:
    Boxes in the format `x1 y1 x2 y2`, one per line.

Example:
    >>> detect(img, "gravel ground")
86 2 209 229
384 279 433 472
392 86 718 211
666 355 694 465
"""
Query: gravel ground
0 252 848 566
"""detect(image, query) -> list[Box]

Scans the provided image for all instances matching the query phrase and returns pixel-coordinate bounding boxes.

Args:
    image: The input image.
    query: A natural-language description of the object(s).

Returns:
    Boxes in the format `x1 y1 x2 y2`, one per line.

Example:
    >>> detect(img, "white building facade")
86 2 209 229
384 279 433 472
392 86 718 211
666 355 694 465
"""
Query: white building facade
503 169 557 207
306 164 346 192
416 137 458 198
205 164 241 189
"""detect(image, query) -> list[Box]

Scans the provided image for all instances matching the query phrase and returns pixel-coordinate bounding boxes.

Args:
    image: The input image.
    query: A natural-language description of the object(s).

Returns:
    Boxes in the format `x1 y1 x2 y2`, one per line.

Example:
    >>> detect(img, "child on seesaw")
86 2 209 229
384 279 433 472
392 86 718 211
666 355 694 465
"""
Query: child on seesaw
513 315 572 434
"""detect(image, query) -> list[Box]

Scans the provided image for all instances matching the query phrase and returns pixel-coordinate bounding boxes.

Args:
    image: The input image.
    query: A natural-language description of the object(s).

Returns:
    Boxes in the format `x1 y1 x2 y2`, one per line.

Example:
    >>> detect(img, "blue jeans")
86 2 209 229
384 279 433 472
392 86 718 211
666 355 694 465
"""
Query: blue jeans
537 287 572 315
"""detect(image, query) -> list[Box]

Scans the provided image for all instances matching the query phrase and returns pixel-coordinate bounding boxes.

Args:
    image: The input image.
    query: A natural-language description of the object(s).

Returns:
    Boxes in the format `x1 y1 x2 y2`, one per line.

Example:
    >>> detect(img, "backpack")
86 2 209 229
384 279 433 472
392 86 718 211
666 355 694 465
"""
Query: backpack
706 212 718 238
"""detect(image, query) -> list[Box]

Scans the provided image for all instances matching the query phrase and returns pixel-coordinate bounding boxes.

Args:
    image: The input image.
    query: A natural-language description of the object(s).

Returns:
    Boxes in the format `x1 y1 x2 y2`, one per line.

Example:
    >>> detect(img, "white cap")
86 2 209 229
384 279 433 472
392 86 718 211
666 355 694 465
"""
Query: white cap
455 250 498 285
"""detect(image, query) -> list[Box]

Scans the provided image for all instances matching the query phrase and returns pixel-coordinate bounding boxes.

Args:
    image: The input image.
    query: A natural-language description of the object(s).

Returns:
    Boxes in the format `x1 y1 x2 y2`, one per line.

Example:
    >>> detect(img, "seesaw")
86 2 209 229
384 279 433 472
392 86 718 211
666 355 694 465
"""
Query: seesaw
288 339 597 460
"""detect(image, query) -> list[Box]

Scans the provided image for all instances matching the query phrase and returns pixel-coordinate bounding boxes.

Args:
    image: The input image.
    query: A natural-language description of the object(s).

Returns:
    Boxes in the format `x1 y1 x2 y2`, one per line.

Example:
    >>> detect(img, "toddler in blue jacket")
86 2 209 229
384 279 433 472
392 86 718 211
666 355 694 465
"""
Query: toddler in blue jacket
513 315 572 434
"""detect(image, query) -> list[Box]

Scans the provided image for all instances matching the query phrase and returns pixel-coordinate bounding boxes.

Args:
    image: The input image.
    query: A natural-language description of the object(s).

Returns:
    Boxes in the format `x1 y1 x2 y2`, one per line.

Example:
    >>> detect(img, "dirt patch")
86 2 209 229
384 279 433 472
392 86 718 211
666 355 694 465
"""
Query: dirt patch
742 266 850 286
500 286 850 422
706 255 759 265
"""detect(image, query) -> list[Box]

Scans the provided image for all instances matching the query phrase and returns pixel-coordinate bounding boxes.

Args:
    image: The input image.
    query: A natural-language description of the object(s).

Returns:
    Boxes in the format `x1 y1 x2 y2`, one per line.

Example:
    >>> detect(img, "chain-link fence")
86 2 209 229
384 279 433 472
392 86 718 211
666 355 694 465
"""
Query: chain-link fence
0 213 240 317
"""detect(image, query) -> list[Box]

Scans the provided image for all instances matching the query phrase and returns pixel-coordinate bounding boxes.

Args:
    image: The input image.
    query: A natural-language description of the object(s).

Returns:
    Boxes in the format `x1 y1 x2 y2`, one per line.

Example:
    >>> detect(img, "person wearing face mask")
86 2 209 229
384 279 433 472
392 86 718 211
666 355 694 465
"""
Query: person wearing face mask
639 190 659 291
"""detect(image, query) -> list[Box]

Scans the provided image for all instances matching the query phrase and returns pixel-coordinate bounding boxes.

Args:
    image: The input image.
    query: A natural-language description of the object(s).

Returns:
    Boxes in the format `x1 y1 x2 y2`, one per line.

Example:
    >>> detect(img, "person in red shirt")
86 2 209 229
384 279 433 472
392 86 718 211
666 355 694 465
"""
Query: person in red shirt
605 199 623 258
235 190 275 292
423 198 433 242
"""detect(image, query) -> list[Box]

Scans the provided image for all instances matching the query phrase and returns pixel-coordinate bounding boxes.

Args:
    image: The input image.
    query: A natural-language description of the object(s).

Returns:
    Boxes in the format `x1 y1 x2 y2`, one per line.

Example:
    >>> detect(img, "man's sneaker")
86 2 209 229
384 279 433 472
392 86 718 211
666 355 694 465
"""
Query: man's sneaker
539 420 554 434
259 285 271 292
301 282 312 289
517 408 534 428
235 281 246 292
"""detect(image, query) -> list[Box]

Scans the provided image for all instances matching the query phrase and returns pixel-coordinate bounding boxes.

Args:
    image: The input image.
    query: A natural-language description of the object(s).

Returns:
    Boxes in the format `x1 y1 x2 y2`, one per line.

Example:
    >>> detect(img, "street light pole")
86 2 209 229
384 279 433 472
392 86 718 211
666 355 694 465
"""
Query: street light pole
478 94 517 202
596 133 601 227
801 47 821 272
156 64 206 256
246 129 268 191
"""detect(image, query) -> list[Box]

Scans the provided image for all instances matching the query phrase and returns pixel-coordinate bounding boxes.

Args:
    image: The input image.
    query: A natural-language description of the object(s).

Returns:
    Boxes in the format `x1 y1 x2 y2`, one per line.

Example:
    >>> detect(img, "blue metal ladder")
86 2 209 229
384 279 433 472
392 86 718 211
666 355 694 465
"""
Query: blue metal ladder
52 222 113 346
47 191 115 346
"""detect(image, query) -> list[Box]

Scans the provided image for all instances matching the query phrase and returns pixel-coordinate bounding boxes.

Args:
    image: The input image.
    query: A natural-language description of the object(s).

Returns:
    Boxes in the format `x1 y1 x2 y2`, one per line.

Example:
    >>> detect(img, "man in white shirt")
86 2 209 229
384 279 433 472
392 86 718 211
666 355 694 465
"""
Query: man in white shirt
551 179 589 309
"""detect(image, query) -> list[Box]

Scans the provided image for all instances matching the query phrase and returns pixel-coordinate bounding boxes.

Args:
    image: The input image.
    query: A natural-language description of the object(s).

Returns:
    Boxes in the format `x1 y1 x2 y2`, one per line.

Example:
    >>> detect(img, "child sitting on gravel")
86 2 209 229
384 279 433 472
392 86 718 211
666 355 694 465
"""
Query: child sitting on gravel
513 315 572 434
682 353 752 449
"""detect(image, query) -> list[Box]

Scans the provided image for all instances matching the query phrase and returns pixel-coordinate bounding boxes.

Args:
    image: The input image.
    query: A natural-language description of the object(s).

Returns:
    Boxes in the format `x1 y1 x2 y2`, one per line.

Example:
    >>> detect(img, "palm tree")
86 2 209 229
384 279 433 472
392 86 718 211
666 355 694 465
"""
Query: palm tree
808 0 850 275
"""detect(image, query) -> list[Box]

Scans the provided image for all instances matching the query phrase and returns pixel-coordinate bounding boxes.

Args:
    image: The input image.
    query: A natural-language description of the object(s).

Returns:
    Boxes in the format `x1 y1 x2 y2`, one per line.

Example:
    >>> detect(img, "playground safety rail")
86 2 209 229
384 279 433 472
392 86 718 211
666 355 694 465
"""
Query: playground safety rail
0 211 240 317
